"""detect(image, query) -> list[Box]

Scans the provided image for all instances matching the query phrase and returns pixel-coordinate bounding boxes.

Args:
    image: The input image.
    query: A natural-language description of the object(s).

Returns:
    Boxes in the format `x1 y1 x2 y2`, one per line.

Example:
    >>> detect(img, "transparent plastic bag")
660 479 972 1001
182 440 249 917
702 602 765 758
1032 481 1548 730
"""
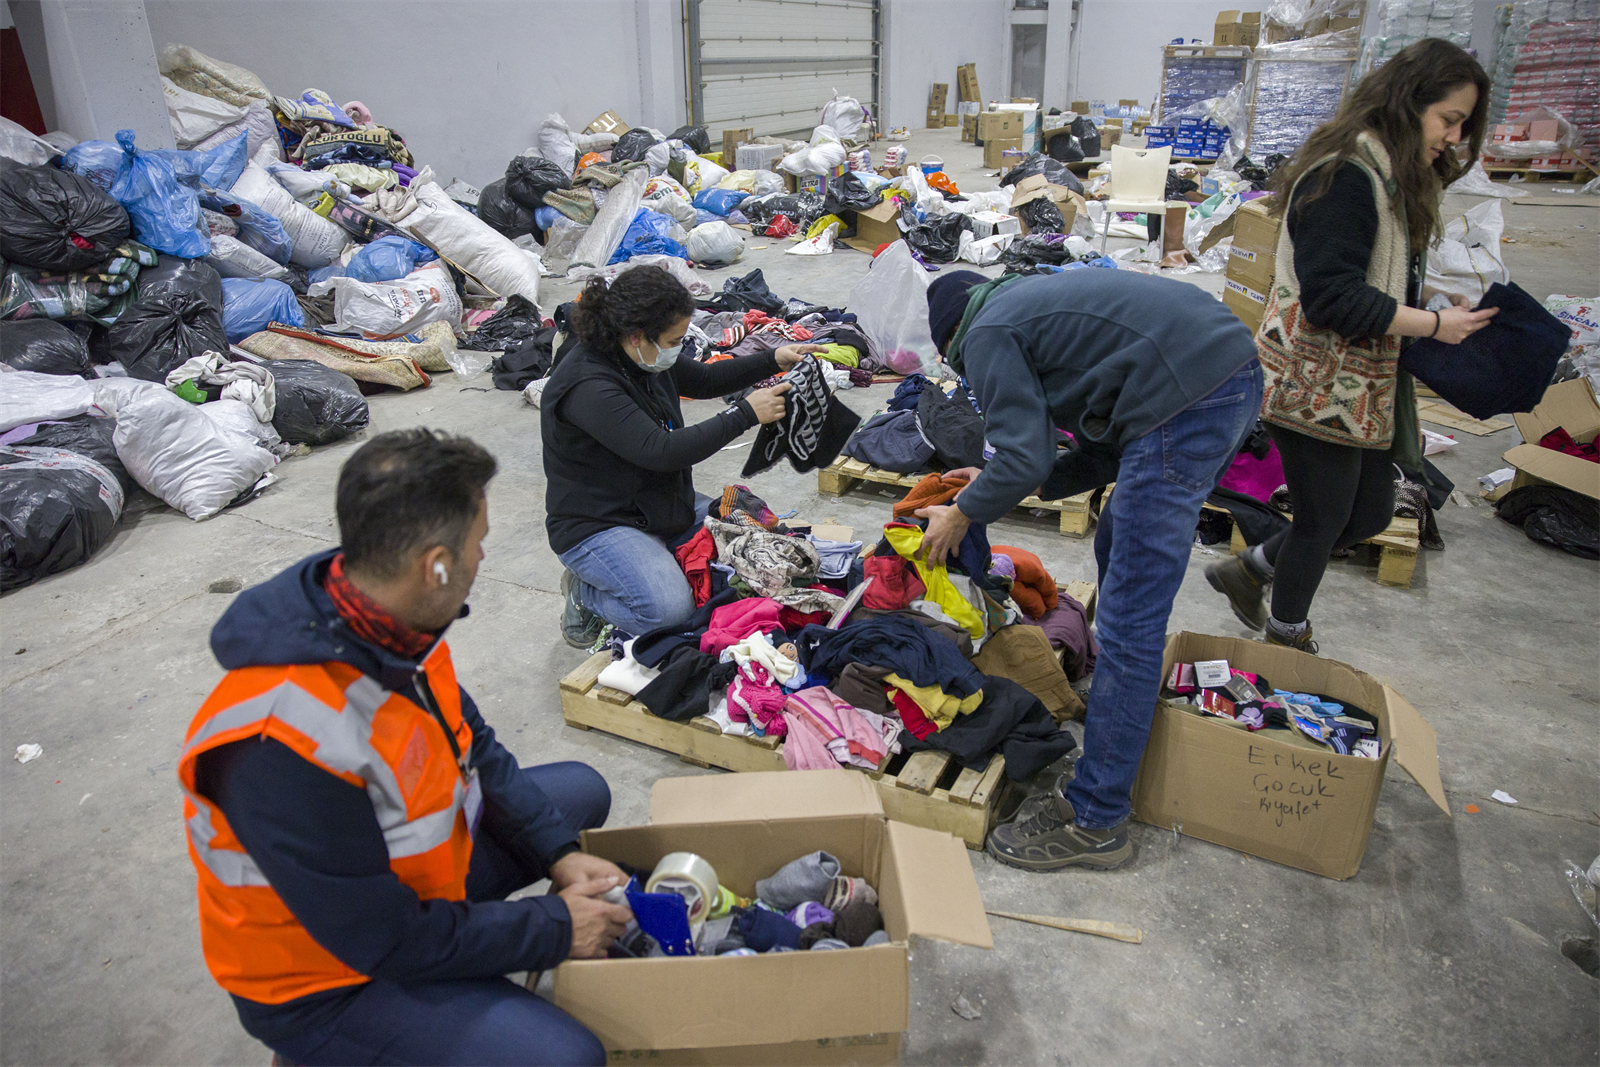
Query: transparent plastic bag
545 214 588 259
1173 85 1249 171
847 240 938 376
1482 106 1579 160
569 168 646 270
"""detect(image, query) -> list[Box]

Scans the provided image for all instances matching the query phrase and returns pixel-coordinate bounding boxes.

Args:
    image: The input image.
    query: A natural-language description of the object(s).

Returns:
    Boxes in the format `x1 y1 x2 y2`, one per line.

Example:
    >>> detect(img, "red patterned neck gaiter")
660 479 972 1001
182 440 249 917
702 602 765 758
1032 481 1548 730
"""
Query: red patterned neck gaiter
323 552 436 661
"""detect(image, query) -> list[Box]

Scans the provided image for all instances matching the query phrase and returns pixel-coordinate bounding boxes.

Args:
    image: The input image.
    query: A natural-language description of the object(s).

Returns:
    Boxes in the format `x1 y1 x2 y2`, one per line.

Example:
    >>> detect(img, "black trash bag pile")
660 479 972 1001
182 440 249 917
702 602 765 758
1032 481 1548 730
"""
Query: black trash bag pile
710 269 787 315
0 158 131 272
1 416 129 591
462 294 543 352
823 172 880 215
1165 172 1199 200
490 326 556 390
999 233 1076 275
1235 156 1289 187
612 128 659 163
477 178 538 239
998 154 1085 195
504 155 572 209
261 360 370 445
1046 132 1085 163
903 213 973 264
104 257 228 381
1071 117 1101 158
1014 197 1066 235
1496 484 1599 559
669 125 711 154
0 319 95 377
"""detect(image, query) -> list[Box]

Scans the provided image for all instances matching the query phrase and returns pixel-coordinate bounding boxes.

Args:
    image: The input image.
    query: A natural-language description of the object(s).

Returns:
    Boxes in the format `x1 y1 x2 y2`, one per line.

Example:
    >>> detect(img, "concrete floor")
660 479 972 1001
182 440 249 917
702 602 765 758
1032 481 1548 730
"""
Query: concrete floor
2 126 1597 1065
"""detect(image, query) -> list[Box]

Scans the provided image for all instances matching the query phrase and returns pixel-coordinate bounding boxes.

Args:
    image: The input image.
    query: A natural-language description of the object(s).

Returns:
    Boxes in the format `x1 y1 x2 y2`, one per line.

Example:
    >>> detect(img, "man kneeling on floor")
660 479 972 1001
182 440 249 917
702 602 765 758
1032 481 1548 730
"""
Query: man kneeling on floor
178 429 631 1066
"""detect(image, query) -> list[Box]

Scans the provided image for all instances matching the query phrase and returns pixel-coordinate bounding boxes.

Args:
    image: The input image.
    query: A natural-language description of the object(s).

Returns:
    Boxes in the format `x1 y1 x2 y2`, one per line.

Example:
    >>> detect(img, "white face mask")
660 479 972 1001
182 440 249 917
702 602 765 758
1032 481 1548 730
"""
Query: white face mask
633 338 682 374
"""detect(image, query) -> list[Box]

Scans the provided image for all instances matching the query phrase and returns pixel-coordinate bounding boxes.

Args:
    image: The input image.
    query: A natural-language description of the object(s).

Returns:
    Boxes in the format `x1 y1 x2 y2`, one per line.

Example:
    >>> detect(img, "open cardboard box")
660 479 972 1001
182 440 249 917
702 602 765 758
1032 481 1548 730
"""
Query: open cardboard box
1010 173 1084 235
1132 633 1447 880
551 771 992 1065
841 199 903 254
1503 379 1600 501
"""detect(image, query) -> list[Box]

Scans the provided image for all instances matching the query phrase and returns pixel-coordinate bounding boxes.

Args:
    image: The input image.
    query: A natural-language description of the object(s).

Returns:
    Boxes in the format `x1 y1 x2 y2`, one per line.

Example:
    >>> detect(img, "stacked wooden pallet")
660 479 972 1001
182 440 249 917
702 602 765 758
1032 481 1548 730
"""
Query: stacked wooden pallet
817 457 1096 537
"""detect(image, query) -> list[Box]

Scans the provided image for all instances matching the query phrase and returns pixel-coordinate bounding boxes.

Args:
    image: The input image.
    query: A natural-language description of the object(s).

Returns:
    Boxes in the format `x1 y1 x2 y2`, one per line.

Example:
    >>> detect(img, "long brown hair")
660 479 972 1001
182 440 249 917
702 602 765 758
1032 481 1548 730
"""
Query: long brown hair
1269 38 1490 251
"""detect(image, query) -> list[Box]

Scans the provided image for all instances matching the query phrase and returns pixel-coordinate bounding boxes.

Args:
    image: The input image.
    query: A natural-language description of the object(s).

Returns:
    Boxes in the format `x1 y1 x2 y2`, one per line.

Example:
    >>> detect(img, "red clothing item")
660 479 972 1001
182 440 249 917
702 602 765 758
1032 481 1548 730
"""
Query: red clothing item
778 606 831 631
991 544 1059 620
700 597 782 655
673 527 716 606
861 555 925 610
1541 427 1600 463
892 472 968 520
322 553 435 660
889 687 939 740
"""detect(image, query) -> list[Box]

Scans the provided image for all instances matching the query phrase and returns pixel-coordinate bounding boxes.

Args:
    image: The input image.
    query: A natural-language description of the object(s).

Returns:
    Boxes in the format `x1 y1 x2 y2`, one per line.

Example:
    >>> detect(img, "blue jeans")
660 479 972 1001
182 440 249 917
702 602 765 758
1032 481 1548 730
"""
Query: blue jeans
557 495 711 636
1067 362 1264 829
271 763 612 1067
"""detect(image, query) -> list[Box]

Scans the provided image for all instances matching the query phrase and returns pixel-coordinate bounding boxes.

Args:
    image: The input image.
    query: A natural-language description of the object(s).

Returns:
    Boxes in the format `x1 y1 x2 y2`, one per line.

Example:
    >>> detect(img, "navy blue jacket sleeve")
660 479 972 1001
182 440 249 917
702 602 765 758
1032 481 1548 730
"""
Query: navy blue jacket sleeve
462 689 581 868
193 737 574 983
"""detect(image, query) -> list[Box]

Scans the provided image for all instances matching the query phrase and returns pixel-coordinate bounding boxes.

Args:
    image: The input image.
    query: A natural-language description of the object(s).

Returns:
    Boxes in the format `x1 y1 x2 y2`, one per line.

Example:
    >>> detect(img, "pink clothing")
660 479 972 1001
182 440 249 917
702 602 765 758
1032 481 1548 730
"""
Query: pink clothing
700 597 782 655
780 687 900 772
728 661 787 738
1218 443 1286 504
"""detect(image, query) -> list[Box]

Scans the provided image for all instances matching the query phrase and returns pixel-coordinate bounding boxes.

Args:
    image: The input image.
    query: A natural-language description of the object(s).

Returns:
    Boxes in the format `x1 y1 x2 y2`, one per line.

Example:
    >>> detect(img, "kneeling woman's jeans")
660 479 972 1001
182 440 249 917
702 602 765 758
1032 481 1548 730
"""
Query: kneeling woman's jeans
556 495 711 636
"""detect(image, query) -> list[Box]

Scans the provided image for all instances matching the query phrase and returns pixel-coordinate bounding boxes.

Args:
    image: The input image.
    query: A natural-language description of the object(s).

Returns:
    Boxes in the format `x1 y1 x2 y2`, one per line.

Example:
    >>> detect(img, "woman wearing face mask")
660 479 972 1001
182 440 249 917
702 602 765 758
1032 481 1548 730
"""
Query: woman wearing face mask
1205 38 1495 654
542 265 819 646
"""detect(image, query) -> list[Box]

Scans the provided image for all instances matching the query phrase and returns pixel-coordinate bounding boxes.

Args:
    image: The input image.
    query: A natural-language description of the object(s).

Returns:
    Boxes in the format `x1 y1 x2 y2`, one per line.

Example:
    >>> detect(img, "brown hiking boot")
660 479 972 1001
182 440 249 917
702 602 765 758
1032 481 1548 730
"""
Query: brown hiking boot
1264 619 1319 655
1205 552 1269 631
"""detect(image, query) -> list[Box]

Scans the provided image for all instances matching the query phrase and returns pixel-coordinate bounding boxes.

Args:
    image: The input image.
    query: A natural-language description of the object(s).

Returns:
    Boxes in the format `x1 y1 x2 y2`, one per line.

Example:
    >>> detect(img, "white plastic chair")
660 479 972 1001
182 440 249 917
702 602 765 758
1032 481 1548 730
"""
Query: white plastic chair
1098 144 1173 254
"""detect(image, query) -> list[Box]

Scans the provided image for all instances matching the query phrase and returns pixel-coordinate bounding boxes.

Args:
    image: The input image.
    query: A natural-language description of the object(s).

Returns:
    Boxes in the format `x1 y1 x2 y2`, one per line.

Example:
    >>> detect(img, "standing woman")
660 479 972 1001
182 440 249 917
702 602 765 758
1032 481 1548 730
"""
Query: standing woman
1206 39 1495 652
542 266 818 646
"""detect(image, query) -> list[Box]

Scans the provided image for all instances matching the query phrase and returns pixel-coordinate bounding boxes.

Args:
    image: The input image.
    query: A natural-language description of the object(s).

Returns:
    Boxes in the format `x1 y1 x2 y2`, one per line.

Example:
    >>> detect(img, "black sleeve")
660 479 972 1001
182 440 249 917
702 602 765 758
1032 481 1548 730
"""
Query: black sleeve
1287 162 1400 339
194 737 574 982
463 690 580 866
560 374 758 472
671 350 781 399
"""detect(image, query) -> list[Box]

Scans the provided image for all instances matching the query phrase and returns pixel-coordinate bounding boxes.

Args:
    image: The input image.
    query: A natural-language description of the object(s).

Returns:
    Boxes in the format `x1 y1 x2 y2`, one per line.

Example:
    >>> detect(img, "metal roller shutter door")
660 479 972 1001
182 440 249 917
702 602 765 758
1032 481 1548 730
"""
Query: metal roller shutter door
687 0 879 139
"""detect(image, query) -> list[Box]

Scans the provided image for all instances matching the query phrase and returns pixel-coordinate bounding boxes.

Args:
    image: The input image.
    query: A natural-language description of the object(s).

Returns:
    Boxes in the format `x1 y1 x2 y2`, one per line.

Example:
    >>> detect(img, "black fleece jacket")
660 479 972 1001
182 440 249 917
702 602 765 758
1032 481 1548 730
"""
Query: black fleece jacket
1288 161 1419 339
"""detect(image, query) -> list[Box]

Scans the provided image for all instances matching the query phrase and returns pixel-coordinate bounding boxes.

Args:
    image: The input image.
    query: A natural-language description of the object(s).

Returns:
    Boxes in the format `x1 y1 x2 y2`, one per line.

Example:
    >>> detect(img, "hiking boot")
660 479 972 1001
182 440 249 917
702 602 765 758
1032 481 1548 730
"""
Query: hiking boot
986 790 1133 872
1264 618 1319 655
560 570 603 649
1012 770 1075 825
1205 552 1269 631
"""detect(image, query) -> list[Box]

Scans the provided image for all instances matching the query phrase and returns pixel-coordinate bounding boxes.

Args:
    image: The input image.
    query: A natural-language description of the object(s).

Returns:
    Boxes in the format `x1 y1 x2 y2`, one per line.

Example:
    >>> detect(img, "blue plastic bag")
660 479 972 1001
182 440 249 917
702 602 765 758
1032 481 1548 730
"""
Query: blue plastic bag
344 235 438 284
220 277 304 342
154 132 249 191
607 209 687 265
690 187 750 217
308 263 347 285
199 186 293 264
61 139 126 192
107 130 209 258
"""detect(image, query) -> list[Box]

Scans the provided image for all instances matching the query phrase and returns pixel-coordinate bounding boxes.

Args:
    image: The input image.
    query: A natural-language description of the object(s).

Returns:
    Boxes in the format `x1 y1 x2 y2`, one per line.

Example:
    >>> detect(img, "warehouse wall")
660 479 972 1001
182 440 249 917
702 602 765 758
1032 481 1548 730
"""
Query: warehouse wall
882 0 1008 131
142 0 688 187
1071 0 1221 108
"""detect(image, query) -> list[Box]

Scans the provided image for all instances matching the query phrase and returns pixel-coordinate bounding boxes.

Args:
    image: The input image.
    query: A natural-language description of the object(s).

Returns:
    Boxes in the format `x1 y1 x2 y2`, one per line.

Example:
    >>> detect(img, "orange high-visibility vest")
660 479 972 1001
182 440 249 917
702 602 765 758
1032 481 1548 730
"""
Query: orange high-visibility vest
177 641 478 1004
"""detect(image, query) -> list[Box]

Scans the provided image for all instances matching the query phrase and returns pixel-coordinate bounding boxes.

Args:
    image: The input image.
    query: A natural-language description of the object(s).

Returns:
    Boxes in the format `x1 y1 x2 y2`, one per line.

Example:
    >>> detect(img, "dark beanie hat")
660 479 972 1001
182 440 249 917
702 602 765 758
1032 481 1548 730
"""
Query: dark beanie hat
926 270 988 353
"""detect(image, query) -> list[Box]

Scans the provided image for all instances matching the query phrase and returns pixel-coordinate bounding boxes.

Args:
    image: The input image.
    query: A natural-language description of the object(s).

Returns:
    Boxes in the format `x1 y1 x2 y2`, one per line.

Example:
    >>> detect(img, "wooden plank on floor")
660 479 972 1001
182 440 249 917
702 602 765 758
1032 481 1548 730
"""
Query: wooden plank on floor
1376 546 1419 588
594 686 633 706
558 652 609 696
969 757 1007 810
895 750 952 795
947 766 984 807
875 780 989 849
560 689 787 774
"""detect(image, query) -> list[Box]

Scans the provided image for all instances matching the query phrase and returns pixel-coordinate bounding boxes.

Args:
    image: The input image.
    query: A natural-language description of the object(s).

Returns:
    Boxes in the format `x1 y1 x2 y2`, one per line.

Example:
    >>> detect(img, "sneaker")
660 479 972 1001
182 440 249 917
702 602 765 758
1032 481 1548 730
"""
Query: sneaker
985 790 1133 872
1205 552 1269 631
1264 618 1319 655
560 570 603 649
1012 770 1075 825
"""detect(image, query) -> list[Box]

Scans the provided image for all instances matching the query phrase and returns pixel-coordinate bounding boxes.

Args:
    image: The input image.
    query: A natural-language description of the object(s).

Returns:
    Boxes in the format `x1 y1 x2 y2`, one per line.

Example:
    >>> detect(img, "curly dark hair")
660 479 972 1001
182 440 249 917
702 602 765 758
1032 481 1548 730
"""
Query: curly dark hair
1268 38 1490 251
569 265 695 358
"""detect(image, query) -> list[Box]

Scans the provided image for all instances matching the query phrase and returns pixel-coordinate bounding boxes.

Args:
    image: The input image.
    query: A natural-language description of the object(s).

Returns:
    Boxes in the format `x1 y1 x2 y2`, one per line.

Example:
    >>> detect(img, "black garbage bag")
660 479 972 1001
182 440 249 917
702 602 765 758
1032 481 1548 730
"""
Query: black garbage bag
669 125 711 154
504 155 573 210
13 415 132 495
1262 153 1289 179
0 158 131 272
612 129 659 163
999 233 1075 275
260 359 370 445
998 153 1085 195
107 287 228 381
740 194 800 224
903 214 972 264
463 294 543 352
1496 484 1600 559
490 325 557 390
1071 117 1101 158
0 432 126 591
138 255 225 307
1046 132 1084 163
0 319 95 377
478 178 538 239
717 269 786 315
1235 157 1269 183
1015 197 1066 235
1165 173 1199 200
823 172 880 215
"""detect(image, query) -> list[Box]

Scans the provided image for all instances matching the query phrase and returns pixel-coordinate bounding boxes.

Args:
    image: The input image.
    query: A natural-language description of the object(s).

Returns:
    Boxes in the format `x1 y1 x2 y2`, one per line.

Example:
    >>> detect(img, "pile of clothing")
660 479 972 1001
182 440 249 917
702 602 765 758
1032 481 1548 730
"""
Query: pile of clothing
843 372 988 474
686 268 878 383
594 476 1089 785
1164 659 1383 759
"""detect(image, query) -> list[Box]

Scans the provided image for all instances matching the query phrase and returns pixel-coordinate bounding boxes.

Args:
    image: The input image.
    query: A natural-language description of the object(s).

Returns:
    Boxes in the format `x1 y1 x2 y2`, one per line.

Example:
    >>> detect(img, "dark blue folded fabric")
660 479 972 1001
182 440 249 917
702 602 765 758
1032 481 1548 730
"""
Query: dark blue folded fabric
843 410 934 473
1400 281 1568 419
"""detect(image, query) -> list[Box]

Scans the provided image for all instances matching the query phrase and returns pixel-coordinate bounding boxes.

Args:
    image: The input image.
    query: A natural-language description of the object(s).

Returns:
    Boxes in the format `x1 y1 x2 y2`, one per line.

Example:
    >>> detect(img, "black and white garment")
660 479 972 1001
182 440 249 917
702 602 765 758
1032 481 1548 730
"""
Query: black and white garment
741 355 861 476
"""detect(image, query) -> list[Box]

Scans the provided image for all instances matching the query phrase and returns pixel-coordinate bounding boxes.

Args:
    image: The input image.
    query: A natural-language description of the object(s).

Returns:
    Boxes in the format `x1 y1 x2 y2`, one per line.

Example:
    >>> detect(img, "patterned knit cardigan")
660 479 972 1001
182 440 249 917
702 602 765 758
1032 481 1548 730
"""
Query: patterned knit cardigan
1257 133 1413 449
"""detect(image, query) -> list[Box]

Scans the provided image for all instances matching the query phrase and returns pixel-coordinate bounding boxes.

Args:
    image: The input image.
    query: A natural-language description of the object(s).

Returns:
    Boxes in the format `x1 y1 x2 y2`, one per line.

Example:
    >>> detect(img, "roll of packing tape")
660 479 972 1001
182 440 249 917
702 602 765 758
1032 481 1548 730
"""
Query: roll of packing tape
646 852 719 924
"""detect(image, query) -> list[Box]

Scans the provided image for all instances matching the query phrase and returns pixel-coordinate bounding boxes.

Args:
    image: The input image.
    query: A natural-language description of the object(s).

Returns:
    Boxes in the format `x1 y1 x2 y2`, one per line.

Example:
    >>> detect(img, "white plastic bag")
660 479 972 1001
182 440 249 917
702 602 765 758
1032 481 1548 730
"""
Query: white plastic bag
683 155 730 194
206 234 294 283
787 221 839 255
444 348 492 380
0 117 57 166
644 189 698 226
569 169 647 270
232 163 348 268
309 263 464 339
779 126 847 176
97 379 277 521
1446 161 1528 199
536 114 579 172
687 221 743 265
1184 192 1242 258
199 397 282 453
400 182 542 304
847 240 938 375
1426 199 1508 304
957 230 1015 266
820 93 866 141
0 370 96 432
162 76 247 147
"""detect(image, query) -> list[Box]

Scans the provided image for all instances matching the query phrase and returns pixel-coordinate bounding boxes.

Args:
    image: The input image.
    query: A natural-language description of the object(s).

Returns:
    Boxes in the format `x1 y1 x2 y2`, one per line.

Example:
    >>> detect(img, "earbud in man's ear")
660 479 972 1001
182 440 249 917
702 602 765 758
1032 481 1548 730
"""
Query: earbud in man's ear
433 561 449 585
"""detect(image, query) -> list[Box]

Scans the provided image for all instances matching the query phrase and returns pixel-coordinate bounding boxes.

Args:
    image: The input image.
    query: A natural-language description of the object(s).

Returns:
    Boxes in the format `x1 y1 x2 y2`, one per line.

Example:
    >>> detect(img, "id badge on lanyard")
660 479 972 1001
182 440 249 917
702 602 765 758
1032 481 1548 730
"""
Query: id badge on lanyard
463 769 484 837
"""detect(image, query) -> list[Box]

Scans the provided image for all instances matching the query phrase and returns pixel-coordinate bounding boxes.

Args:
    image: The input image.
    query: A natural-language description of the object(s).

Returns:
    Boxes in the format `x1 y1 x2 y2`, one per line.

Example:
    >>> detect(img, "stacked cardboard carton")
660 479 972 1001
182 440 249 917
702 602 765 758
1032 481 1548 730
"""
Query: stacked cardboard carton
1214 10 1263 46
1223 197 1279 332
927 83 949 130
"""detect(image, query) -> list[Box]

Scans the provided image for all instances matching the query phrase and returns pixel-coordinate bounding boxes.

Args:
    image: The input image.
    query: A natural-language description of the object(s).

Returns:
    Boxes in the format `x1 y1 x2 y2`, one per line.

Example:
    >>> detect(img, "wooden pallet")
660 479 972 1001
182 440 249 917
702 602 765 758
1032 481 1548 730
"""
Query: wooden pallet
1482 164 1597 183
1225 514 1421 588
817 457 1096 537
560 653 1011 849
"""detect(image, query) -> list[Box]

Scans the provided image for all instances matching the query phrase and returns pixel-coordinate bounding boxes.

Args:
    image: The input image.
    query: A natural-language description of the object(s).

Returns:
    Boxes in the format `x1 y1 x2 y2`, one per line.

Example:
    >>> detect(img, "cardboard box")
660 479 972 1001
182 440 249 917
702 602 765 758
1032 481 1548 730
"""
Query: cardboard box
720 127 754 165
961 114 978 142
1214 9 1242 44
1223 276 1269 332
977 111 1023 142
841 198 903 253
1503 379 1600 501
970 210 1021 239
736 142 784 171
983 136 1024 169
1010 173 1084 234
929 83 950 109
926 106 945 130
1239 10 1262 45
550 771 992 1064
1118 98 1140 110
1070 100 1090 114
1132 633 1447 880
585 109 630 136
944 114 959 127
1228 197 1280 293
957 63 981 103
